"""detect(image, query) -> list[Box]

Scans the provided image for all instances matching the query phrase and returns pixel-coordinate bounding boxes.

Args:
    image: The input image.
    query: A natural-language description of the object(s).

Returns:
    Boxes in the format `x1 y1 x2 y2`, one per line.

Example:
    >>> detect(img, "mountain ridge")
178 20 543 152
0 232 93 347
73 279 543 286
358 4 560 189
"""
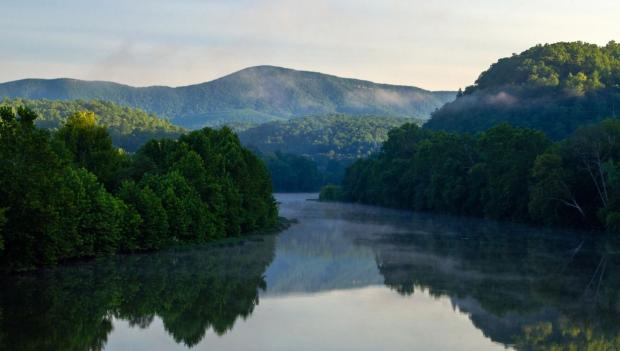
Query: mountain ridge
0 65 455 129
0 65 454 91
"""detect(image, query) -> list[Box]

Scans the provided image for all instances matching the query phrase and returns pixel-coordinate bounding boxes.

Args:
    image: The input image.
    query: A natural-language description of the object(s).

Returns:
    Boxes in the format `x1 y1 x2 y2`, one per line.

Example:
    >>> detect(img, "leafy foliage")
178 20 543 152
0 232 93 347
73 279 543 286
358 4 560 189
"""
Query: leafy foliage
342 119 620 232
0 66 455 128
0 106 277 271
239 115 415 159
0 98 184 151
426 41 620 139
239 115 416 190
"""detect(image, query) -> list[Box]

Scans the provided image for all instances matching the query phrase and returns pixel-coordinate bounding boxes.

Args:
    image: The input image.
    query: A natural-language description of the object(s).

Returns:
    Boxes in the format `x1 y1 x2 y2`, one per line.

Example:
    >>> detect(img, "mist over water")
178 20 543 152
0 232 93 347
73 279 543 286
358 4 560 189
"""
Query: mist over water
1 193 618 350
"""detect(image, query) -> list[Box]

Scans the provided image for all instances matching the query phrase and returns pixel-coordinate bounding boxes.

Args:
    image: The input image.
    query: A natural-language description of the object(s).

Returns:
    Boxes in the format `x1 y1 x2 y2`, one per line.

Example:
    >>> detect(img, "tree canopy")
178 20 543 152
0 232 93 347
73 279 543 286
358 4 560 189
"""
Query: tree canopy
239 114 415 159
239 115 416 190
0 98 184 151
426 41 620 139
341 119 620 233
0 106 277 271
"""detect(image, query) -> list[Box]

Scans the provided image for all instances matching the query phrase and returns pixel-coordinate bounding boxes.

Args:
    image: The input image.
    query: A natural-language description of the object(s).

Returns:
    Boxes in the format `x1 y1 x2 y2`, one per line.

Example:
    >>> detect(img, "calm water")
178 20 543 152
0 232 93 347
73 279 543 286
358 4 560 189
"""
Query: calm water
1 193 619 350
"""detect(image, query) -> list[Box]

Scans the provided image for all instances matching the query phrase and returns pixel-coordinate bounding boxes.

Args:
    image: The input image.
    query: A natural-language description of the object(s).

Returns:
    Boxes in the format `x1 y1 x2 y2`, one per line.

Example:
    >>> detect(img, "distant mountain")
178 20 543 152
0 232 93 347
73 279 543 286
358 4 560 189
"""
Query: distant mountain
425 41 620 139
0 66 455 129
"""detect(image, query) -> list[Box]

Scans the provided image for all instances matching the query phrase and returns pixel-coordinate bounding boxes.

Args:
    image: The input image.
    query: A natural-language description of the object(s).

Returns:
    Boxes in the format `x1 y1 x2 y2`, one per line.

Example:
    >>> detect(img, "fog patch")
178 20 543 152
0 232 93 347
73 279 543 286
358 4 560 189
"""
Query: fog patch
485 91 517 105
373 89 410 107
345 87 412 108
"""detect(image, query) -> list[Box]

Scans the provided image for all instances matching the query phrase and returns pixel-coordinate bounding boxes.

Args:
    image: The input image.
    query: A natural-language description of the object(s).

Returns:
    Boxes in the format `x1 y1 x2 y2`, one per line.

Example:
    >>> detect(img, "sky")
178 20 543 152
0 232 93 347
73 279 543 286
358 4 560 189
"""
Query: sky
1 0 619 90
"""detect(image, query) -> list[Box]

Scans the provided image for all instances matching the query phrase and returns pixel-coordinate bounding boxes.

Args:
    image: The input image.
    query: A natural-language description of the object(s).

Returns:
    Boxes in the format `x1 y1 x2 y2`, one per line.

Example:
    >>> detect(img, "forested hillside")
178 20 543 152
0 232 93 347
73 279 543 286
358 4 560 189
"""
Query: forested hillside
426 41 620 139
0 98 183 151
239 115 414 190
239 115 414 160
0 66 454 128
0 106 277 271
339 120 620 233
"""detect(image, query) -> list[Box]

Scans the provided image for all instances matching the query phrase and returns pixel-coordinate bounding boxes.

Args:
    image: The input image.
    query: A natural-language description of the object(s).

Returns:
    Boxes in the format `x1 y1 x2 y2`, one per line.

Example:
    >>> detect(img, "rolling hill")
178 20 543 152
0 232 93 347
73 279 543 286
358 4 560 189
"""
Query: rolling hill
0 66 455 129
0 98 184 151
425 41 620 139
238 114 413 160
238 115 413 189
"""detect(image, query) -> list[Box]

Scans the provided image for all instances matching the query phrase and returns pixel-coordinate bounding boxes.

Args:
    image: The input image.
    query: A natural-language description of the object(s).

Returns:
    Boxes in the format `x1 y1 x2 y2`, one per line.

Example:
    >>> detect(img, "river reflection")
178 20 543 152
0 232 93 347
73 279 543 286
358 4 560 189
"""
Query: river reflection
1 193 619 350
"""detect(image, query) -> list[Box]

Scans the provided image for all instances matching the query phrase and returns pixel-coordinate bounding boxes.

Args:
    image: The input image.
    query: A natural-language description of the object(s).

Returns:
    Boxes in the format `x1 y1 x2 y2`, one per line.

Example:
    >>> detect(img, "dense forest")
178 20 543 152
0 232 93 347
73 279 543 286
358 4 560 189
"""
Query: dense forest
0 106 277 271
426 41 620 139
239 115 415 190
337 120 620 233
239 115 414 159
0 98 184 151
259 151 323 192
0 66 455 128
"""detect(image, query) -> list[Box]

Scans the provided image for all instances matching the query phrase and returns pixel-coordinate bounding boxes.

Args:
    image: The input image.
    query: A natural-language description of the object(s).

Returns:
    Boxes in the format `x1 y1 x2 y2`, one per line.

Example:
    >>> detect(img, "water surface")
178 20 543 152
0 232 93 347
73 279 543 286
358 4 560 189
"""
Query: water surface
1 193 619 350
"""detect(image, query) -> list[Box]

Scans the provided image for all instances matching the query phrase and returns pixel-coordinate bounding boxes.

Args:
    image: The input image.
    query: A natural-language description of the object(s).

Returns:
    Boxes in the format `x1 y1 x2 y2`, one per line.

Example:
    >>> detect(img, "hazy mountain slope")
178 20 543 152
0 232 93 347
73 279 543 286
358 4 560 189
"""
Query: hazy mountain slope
425 41 620 139
0 66 455 129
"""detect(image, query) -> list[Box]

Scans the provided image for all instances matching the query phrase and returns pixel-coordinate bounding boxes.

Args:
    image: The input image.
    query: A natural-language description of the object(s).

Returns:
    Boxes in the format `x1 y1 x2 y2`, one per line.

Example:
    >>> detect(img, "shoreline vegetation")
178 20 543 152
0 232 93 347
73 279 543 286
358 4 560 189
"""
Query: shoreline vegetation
5 40 620 269
326 119 620 234
0 106 278 272
323 42 620 236
2 216 296 275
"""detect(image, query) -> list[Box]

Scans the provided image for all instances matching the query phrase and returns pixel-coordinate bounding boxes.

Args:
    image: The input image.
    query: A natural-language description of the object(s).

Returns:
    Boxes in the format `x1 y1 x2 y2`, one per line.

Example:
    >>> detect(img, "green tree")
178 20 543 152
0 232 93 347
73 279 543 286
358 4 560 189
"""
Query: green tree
117 181 169 251
55 111 126 189
427 41 620 140
476 124 550 220
141 171 210 243
528 152 585 225
0 106 76 268
0 105 278 271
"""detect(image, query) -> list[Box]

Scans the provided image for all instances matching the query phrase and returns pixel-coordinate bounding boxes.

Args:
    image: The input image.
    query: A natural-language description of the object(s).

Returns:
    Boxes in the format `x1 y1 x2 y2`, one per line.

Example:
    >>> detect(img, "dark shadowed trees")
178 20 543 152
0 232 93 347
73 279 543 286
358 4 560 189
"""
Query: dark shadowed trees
0 106 278 271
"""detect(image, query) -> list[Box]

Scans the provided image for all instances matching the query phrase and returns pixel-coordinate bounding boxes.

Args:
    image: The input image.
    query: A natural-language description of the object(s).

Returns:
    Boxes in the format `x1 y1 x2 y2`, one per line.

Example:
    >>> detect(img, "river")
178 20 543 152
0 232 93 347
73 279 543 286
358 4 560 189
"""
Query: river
1 193 619 350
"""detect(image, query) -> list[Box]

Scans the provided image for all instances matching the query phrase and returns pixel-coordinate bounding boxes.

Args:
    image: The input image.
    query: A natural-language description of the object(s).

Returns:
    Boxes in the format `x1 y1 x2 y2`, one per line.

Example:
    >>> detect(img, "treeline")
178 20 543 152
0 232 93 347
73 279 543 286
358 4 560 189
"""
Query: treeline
239 115 414 190
0 106 277 271
340 120 620 232
427 41 620 139
0 98 184 151
261 151 323 192
255 150 349 192
239 115 414 159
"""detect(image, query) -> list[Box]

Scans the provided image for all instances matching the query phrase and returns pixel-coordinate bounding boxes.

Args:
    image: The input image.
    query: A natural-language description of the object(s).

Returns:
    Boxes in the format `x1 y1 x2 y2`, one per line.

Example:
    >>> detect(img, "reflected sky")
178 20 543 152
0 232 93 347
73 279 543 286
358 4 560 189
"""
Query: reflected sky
105 287 510 351
2 193 618 350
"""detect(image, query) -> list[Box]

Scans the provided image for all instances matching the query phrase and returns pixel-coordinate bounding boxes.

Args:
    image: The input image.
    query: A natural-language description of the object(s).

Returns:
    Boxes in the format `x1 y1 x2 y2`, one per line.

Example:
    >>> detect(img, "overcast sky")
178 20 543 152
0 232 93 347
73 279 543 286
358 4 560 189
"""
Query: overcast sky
1 0 619 90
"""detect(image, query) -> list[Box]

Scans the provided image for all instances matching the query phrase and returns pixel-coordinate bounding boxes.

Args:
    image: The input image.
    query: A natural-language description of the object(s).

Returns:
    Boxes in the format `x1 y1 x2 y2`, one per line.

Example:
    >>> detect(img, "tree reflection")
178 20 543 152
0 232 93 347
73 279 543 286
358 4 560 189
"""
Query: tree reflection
0 235 276 350
366 215 620 350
